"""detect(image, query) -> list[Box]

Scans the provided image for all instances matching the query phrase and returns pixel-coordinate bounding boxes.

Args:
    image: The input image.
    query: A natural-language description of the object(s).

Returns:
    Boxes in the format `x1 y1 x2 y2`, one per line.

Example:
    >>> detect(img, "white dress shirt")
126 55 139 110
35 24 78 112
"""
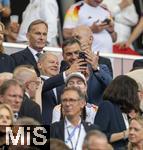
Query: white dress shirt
64 117 86 150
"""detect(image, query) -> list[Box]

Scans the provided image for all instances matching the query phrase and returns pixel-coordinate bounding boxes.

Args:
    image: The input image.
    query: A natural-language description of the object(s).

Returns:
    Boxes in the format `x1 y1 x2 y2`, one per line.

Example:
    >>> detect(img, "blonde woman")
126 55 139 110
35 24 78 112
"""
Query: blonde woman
0 104 14 149
128 116 143 150
0 21 15 73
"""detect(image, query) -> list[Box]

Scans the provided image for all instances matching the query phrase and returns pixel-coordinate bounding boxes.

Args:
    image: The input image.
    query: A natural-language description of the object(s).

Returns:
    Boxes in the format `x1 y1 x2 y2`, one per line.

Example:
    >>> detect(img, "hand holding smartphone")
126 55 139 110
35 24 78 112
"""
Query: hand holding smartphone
78 51 87 67
102 18 111 25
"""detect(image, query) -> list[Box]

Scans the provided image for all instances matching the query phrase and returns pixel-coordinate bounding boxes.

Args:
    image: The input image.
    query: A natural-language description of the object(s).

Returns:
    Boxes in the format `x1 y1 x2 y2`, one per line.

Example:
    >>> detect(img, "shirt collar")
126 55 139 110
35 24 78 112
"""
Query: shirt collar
65 117 81 128
25 92 30 99
40 75 50 80
28 46 43 56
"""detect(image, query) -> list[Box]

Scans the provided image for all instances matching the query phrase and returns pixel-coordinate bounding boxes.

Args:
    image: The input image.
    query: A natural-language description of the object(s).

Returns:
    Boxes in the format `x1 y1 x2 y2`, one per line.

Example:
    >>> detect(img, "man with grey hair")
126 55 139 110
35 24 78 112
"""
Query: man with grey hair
51 86 99 150
13 65 42 123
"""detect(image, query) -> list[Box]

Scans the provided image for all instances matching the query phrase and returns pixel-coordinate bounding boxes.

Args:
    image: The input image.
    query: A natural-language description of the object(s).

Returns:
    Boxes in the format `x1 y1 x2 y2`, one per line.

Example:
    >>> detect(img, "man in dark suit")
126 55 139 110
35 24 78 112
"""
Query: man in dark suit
13 64 66 125
61 38 112 105
0 79 41 123
50 86 99 150
38 52 65 125
72 25 113 76
19 94 42 123
11 19 48 76
13 65 43 123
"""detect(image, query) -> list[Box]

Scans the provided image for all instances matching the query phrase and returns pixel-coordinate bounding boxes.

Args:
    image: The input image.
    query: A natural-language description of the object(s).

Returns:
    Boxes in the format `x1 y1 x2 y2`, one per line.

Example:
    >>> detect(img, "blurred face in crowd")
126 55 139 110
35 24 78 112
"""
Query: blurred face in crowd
129 119 143 145
0 107 12 125
0 24 4 45
67 77 87 94
0 73 13 86
138 90 143 112
84 135 110 150
85 0 103 7
25 72 40 99
26 23 48 52
63 43 81 66
38 53 59 77
72 26 93 52
0 85 23 113
61 90 85 118
6 22 20 43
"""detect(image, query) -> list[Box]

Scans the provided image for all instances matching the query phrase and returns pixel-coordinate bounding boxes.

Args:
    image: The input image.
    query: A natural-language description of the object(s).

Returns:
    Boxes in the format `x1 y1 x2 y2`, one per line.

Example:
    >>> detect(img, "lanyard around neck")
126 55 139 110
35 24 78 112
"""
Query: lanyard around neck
65 121 81 150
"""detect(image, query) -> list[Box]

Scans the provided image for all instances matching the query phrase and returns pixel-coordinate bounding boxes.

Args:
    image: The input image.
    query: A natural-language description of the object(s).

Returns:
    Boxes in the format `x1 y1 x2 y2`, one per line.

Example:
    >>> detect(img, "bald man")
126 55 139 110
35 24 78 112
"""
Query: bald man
72 25 113 75
13 65 42 123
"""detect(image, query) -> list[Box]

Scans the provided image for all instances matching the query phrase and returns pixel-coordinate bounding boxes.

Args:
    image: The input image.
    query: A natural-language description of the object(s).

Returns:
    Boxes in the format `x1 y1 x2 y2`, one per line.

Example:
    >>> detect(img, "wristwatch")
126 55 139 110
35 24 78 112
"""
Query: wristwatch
93 66 100 72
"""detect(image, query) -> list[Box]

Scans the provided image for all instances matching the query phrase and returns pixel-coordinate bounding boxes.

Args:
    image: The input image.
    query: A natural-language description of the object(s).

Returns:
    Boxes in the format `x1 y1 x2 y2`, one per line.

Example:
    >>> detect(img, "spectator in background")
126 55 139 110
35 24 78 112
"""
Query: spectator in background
82 130 113 150
52 72 98 124
119 14 143 49
17 0 59 46
72 25 113 76
50 86 99 150
126 68 143 114
5 20 20 43
49 138 70 150
0 21 15 73
0 0 11 20
128 116 143 150
0 79 24 121
0 103 13 125
0 72 13 86
102 0 138 44
94 75 141 149
13 65 42 123
11 19 48 76
0 104 14 149
10 0 29 24
61 38 112 105
63 0 117 54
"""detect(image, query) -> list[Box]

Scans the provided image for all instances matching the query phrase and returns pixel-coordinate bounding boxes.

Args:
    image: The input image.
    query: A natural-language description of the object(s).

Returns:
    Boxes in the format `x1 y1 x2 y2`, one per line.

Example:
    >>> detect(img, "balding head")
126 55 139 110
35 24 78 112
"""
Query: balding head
72 25 93 51
13 66 37 85
13 65 40 99
0 72 13 86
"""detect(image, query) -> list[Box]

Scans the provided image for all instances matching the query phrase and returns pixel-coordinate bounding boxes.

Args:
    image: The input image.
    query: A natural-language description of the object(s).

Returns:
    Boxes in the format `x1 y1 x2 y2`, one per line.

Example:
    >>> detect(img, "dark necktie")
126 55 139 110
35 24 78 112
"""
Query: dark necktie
36 52 41 58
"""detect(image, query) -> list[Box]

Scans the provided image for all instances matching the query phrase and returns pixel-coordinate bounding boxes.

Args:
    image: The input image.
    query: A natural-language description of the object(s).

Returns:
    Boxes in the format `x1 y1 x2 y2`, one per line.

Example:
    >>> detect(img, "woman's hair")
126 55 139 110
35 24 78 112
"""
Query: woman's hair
129 115 143 128
128 115 143 150
103 75 140 113
0 21 5 53
14 117 41 125
0 103 14 125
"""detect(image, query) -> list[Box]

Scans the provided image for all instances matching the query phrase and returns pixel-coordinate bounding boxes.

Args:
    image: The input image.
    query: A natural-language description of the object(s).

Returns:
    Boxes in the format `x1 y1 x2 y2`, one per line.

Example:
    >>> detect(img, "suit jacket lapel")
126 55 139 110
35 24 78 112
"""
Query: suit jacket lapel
51 89 58 105
114 104 126 130
56 85 65 104
58 120 65 141
23 48 37 67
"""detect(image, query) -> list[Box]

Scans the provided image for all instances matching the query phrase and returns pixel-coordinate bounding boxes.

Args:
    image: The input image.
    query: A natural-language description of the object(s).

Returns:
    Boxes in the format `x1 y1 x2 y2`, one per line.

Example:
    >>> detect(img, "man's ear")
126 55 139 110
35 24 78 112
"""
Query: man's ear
26 32 29 41
0 95 4 103
80 100 86 109
37 62 42 70
90 35 93 43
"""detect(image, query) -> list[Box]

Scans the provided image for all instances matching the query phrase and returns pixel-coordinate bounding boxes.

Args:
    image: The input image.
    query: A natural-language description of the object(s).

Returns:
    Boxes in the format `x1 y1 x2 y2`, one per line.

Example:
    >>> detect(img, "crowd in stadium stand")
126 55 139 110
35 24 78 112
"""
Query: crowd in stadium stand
0 0 143 149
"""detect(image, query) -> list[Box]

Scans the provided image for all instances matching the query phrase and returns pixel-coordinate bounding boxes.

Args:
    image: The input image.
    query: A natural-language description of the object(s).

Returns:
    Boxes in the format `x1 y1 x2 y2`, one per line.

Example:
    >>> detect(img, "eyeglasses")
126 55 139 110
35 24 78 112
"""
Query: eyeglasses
61 98 80 105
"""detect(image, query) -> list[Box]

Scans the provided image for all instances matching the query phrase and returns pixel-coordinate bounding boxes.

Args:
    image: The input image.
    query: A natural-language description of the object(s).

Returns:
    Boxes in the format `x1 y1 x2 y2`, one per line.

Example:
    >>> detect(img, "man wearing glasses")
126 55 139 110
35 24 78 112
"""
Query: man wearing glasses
50 86 99 150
